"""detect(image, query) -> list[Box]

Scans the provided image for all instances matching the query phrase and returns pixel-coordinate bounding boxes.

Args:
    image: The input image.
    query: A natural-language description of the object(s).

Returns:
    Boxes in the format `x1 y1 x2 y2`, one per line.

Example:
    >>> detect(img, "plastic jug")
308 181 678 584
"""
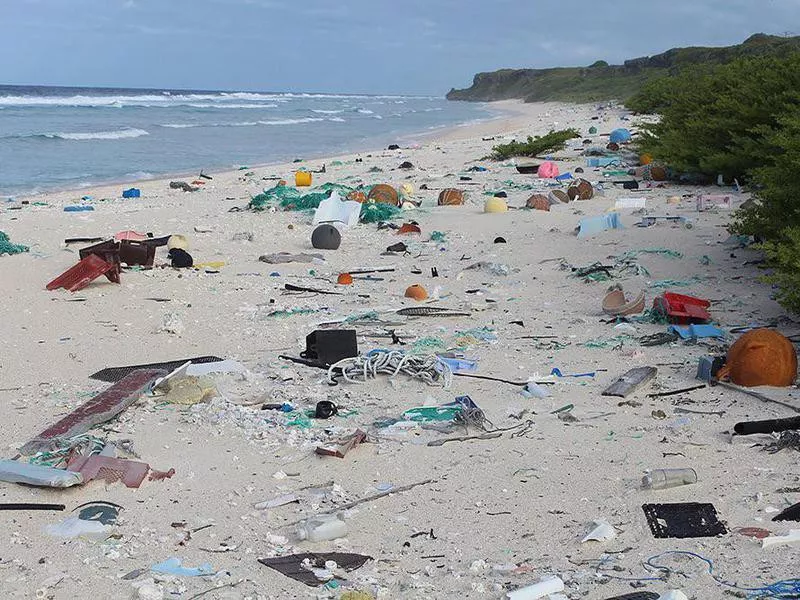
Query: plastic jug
642 468 697 490
312 191 361 228
297 513 348 542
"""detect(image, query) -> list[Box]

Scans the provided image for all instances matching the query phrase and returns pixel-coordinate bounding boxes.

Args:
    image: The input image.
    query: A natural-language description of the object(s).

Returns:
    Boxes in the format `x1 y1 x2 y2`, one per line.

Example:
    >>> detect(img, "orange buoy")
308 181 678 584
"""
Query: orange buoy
404 284 428 301
438 189 464 206
337 273 353 285
716 329 797 387
526 194 550 211
295 171 312 187
398 222 421 234
368 184 399 206
640 153 653 165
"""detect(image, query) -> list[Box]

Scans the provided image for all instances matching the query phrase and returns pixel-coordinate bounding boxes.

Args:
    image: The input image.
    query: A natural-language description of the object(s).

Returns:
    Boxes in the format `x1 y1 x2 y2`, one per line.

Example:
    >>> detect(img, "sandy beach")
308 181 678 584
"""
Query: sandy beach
1 100 798 600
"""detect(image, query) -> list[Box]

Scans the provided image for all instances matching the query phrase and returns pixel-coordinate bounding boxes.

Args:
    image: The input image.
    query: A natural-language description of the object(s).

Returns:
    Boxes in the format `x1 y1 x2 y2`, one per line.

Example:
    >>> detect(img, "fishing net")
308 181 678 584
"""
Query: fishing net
360 202 401 223
249 183 356 212
0 231 29 255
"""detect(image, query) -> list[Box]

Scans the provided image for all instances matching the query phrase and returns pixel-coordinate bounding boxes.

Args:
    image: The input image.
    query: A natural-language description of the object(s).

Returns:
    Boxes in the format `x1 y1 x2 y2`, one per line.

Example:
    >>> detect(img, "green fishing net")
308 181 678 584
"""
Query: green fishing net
249 183 355 212
360 202 401 223
0 231 29 255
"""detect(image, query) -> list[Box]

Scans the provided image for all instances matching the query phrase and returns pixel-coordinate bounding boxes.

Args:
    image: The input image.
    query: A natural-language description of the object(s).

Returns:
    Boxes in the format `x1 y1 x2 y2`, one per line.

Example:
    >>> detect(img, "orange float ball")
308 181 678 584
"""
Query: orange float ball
404 284 428 301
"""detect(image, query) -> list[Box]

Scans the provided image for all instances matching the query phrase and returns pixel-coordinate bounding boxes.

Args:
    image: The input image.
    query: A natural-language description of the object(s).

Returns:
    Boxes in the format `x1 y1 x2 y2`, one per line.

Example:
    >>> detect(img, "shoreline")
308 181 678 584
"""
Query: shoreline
12 99 540 204
1 98 789 600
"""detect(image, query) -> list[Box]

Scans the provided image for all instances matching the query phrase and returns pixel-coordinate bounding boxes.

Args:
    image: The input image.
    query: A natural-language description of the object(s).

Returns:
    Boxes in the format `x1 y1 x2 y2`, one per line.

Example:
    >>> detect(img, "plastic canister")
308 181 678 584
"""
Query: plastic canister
295 171 312 187
297 513 348 542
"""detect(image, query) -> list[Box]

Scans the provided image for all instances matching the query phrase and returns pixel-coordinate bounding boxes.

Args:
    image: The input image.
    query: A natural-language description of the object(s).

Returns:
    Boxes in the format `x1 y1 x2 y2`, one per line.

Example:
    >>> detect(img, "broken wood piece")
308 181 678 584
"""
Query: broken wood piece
19 369 165 455
602 367 658 398
315 429 367 458
427 432 502 446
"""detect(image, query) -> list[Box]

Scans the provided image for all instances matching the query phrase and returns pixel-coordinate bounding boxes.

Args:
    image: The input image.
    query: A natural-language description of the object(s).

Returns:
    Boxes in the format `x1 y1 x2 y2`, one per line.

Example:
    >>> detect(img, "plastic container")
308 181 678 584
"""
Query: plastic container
297 513 348 542
506 576 564 599
642 468 697 490
295 171 312 187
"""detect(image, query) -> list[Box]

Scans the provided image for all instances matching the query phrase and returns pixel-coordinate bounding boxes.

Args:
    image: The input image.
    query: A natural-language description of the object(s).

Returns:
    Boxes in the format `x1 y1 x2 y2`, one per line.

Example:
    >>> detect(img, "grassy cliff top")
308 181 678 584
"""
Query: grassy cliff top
446 34 800 103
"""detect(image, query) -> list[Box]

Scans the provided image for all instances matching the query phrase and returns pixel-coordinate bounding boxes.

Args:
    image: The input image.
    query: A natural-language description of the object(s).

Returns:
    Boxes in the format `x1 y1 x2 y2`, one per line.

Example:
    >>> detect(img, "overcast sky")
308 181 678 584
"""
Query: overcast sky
2 0 798 95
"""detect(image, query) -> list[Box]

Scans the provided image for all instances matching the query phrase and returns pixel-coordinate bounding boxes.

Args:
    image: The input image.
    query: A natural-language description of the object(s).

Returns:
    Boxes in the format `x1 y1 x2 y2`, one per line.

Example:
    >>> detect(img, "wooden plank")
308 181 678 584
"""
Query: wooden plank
20 369 165 455
602 367 657 398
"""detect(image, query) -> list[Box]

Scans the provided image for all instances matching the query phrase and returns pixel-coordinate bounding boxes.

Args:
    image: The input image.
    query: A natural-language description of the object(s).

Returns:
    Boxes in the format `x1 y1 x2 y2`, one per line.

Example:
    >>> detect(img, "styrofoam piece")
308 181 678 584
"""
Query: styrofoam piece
0 460 83 488
254 493 299 510
613 196 646 210
762 529 800 549
313 191 361 228
581 519 617 543
185 359 245 376
506 576 565 599
658 592 689 600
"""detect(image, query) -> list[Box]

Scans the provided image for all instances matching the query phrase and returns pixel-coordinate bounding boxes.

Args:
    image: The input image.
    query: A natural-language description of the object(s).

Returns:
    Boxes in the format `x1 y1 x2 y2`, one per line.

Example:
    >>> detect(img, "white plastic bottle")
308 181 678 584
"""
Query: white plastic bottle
296 513 348 542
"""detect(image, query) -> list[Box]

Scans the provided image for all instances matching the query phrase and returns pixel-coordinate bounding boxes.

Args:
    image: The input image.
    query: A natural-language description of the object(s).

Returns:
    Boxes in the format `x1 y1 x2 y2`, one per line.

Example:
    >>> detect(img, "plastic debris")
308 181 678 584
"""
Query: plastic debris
150 557 215 577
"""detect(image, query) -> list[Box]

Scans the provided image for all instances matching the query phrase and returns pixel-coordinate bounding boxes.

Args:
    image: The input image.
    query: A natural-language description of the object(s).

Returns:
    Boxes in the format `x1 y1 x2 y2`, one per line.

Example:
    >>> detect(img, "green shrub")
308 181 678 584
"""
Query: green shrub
634 54 800 182
760 227 800 313
491 128 580 160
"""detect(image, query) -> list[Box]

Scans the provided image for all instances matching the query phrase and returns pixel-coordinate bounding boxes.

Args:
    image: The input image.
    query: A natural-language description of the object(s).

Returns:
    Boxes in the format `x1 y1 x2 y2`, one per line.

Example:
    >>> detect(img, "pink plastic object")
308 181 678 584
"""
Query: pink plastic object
67 455 150 488
537 161 559 178
697 194 732 211
114 230 149 241
46 254 116 292
653 292 711 324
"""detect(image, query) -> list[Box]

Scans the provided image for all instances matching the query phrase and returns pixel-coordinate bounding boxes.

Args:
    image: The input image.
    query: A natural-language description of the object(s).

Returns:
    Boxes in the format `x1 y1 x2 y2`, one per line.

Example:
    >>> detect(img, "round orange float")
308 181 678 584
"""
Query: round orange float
404 284 428 301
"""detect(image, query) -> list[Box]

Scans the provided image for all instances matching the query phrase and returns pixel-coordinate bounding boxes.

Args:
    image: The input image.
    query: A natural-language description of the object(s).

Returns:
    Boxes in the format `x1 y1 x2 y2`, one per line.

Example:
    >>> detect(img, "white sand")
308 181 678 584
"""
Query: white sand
0 100 798 600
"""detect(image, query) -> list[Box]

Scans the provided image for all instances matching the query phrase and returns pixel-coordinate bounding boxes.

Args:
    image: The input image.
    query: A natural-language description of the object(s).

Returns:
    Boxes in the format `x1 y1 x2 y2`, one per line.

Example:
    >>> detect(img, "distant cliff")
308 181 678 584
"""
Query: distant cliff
446 34 800 103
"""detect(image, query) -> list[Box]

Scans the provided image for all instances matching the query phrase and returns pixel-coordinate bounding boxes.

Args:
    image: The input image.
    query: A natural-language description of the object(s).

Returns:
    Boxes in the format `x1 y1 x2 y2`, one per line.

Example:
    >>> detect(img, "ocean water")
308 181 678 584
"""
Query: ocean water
0 85 495 196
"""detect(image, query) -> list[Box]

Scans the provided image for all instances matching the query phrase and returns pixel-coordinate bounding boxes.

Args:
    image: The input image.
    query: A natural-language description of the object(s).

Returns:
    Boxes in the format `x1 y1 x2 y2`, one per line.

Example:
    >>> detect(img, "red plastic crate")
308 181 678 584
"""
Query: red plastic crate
653 292 711 324
46 254 117 292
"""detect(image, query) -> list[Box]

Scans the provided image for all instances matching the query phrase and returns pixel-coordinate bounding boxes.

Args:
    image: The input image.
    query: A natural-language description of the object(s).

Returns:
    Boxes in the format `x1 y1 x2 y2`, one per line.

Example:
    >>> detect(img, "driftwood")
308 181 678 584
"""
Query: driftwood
602 367 657 398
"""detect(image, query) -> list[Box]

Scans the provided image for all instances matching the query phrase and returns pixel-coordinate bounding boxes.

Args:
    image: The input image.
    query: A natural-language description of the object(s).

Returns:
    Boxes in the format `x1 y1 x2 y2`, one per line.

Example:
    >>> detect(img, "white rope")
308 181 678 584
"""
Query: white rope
328 351 452 388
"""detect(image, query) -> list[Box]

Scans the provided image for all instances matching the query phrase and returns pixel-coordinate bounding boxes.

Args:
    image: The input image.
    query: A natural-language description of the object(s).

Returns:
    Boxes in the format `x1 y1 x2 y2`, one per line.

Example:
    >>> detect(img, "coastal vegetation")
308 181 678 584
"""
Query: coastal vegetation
632 52 800 313
490 128 580 160
447 34 800 104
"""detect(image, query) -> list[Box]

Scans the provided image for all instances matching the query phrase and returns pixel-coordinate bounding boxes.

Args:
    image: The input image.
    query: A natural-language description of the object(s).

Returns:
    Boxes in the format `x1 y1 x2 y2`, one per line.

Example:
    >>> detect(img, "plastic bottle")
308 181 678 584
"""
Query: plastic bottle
642 468 697 490
296 513 348 542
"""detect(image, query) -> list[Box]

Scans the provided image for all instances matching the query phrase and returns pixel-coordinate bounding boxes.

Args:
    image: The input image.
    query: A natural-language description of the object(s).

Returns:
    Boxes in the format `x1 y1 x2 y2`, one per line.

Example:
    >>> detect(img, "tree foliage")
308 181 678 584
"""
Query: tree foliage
627 52 800 312
491 129 580 160
633 55 800 182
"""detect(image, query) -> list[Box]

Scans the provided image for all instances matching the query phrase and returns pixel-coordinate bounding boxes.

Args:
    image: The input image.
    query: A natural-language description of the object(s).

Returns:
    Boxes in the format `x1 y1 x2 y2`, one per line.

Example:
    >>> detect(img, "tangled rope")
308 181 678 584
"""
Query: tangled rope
328 350 452 388
604 550 800 598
